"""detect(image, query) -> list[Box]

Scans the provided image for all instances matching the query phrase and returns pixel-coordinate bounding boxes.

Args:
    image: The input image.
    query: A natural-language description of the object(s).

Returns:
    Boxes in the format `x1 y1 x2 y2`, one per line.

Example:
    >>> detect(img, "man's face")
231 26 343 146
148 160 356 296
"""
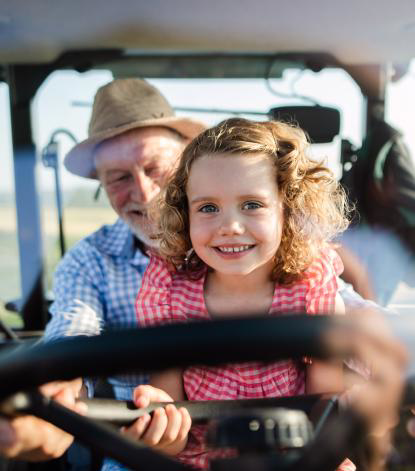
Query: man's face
95 126 186 246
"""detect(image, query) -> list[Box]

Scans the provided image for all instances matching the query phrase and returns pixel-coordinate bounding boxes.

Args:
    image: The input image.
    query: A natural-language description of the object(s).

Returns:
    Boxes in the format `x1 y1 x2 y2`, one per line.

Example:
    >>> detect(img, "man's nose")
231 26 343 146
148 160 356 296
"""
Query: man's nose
132 170 159 204
218 211 245 236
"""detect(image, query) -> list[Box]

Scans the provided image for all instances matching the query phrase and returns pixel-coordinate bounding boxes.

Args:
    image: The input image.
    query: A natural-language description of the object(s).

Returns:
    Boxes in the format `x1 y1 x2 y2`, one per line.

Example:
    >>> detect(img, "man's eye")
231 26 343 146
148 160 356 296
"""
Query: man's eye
109 175 130 185
145 167 161 177
199 204 218 213
242 201 262 210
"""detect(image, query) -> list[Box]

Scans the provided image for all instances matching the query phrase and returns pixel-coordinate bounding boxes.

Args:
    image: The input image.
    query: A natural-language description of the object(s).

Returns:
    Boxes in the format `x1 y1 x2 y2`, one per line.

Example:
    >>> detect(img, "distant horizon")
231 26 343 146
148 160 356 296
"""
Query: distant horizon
0 185 111 208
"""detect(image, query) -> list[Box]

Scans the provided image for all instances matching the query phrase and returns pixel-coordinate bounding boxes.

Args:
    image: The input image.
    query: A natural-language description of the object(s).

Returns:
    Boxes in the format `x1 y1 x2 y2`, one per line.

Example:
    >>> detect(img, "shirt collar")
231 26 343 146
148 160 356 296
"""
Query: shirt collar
94 218 150 266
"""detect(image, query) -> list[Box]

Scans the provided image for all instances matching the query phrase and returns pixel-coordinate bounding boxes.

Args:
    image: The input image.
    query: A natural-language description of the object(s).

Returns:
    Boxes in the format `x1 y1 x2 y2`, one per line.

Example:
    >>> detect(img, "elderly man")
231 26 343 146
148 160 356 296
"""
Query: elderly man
0 78 406 468
44 78 205 400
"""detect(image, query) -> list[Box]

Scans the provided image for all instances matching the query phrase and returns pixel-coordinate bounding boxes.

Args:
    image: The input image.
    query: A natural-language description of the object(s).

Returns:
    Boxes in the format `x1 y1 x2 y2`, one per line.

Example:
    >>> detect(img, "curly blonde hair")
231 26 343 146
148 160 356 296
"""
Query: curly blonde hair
152 117 350 283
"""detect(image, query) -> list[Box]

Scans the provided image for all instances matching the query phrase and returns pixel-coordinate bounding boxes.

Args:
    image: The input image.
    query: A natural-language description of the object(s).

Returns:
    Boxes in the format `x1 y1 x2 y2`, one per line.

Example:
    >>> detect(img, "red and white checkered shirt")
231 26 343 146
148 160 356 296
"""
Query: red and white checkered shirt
136 248 354 471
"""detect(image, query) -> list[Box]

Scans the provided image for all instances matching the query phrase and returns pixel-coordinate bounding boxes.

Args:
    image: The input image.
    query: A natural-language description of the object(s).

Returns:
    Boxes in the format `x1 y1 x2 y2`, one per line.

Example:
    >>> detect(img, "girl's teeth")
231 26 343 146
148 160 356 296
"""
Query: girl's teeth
218 245 251 253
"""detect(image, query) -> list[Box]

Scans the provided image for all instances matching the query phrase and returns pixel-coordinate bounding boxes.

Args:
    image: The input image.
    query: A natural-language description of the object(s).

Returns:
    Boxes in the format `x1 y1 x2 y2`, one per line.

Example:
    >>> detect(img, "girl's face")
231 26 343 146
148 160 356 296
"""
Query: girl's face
187 153 284 278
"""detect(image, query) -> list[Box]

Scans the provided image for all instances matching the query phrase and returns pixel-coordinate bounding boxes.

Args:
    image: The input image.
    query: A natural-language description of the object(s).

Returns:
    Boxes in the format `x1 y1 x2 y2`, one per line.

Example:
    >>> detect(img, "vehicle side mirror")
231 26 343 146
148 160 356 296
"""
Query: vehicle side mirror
269 106 341 144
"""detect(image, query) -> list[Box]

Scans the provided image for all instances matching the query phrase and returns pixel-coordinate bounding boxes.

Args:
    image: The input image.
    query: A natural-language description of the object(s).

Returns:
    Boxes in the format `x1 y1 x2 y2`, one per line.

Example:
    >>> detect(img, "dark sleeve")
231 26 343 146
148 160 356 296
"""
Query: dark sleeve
384 138 415 210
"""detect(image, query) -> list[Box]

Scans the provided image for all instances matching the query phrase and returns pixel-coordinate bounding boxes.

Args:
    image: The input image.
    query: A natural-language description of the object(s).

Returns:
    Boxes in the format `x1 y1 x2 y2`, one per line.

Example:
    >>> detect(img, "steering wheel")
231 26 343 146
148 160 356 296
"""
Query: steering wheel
0 315 378 471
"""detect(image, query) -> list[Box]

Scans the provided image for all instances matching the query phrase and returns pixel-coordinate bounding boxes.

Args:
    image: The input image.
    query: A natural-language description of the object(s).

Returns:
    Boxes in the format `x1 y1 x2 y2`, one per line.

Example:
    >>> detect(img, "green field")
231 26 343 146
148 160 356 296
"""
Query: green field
0 205 116 328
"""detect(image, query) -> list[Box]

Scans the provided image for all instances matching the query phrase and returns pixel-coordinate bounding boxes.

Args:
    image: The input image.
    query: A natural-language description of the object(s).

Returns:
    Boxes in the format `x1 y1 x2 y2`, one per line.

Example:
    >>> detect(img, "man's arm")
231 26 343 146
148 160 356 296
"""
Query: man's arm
0 242 106 461
45 241 105 341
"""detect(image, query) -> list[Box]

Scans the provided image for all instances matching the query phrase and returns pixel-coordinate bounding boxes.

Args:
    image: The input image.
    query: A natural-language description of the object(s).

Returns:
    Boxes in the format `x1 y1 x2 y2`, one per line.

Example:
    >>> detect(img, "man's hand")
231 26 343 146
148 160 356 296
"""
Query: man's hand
0 379 86 461
122 385 191 456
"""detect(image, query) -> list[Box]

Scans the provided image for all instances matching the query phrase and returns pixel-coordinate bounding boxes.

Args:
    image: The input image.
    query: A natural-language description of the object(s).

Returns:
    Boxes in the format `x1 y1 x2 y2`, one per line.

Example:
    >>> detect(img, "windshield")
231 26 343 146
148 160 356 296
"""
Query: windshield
0 63 414 327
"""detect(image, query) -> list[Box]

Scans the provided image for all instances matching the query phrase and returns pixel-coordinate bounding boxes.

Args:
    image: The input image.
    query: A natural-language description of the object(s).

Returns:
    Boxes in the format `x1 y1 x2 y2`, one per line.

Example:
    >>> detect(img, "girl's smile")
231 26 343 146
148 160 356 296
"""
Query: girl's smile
213 243 256 258
187 153 284 280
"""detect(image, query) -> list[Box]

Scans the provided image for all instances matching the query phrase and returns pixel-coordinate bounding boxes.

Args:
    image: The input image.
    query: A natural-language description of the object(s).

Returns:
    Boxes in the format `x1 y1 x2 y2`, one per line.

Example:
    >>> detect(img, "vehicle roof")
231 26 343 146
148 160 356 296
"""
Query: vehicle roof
1 0 414 66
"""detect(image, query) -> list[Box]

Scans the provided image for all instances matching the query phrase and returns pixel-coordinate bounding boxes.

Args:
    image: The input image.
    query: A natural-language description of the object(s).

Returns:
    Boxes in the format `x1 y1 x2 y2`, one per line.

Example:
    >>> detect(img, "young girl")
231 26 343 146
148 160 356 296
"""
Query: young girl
130 118 352 469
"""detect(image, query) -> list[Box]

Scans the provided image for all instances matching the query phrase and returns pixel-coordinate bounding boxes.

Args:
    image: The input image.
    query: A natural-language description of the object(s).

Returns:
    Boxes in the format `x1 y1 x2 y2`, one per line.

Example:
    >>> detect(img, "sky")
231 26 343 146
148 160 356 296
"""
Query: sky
0 61 414 197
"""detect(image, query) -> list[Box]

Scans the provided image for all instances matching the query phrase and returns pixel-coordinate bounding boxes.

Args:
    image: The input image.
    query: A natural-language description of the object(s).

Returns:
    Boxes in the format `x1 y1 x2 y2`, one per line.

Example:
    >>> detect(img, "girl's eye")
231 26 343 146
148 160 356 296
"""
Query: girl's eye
199 204 218 213
242 201 262 210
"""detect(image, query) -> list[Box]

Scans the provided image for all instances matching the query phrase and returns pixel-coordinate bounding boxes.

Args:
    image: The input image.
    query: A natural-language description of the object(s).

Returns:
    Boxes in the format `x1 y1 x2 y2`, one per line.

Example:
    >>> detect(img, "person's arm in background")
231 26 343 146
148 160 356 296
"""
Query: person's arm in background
305 251 347 395
333 307 408 471
335 244 376 302
306 292 345 394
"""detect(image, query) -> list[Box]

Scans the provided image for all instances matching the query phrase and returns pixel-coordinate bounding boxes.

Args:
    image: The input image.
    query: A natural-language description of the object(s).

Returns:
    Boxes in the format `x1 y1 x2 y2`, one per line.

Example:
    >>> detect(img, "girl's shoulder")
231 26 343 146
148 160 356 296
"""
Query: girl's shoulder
302 246 343 315
303 245 344 285
271 246 342 316
137 252 207 327
145 251 205 288
143 251 175 287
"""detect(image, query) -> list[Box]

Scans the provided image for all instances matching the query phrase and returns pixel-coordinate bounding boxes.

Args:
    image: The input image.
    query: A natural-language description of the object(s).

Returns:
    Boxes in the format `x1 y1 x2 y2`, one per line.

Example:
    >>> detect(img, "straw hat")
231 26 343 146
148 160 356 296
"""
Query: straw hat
64 78 206 178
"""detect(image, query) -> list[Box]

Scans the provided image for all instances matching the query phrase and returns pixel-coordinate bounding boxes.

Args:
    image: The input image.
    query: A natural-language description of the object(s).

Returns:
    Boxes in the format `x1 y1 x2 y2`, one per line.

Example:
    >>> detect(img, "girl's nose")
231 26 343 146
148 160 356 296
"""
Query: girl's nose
218 212 245 236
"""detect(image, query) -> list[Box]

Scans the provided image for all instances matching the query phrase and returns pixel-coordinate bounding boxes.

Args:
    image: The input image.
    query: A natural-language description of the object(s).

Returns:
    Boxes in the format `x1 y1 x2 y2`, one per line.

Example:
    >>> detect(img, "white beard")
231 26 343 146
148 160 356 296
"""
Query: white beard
125 218 159 249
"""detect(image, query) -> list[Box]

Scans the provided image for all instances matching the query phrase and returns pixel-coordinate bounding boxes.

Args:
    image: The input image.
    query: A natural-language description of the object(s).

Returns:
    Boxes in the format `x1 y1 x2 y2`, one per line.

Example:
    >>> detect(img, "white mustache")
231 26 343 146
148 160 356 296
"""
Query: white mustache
123 203 150 215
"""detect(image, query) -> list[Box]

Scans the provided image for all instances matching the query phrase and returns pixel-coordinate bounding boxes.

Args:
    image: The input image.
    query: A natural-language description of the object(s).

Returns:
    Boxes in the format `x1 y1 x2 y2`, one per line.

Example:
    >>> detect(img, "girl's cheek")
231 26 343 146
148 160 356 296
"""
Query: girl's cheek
192 218 215 235
190 222 211 246
189 224 202 242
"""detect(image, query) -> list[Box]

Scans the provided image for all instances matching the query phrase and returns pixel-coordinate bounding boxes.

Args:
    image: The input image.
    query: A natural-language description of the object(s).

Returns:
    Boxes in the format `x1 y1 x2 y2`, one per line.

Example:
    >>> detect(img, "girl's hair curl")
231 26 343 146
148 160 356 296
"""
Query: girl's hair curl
152 117 350 283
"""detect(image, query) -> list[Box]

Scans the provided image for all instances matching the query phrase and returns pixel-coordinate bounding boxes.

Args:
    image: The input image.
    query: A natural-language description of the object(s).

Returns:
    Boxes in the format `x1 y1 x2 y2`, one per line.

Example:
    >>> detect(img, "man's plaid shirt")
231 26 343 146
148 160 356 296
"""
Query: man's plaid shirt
44 218 149 400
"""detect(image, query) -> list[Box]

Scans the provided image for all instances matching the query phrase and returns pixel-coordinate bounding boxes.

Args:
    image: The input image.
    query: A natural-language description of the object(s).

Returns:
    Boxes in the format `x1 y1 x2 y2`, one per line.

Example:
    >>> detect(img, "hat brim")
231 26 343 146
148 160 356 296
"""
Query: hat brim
64 116 206 179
